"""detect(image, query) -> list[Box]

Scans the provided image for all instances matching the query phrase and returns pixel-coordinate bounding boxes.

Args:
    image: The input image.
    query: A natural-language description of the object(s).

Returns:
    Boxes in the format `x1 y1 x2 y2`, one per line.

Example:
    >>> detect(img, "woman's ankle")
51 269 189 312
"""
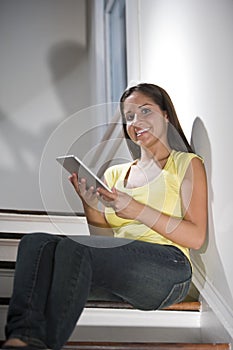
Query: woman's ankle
3 339 28 347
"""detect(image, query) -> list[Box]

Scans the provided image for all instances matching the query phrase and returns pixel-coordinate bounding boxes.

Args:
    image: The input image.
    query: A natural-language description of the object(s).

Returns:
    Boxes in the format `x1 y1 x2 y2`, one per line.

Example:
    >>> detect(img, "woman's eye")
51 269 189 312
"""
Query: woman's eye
141 108 151 115
125 114 135 122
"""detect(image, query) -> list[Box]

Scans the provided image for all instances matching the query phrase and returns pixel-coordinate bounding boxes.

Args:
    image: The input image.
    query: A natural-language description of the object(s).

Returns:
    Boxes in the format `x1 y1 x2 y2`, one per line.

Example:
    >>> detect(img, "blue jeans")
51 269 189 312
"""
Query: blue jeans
5 232 192 350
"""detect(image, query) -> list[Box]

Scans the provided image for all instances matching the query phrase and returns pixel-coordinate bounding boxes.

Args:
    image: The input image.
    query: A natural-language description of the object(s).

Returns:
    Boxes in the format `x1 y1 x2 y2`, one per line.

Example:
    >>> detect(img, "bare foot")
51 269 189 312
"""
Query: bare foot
2 338 28 347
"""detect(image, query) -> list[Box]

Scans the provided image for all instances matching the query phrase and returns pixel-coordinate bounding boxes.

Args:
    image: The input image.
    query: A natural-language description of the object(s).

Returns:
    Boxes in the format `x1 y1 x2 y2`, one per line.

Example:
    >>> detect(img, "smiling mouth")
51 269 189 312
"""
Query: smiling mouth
136 128 150 137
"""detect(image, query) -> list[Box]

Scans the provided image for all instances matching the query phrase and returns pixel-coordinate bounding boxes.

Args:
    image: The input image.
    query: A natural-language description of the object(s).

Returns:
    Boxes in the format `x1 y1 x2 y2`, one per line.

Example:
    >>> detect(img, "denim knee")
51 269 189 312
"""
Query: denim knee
18 232 62 252
20 232 59 244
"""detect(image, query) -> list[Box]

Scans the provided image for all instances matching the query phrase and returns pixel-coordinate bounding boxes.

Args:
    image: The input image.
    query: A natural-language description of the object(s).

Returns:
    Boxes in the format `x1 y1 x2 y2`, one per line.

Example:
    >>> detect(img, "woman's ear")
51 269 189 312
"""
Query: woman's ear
164 111 169 121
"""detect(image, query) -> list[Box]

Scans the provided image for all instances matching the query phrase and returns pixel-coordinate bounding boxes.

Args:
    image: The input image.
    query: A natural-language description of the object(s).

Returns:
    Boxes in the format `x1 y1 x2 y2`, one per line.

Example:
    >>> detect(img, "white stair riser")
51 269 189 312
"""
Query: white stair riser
0 305 201 343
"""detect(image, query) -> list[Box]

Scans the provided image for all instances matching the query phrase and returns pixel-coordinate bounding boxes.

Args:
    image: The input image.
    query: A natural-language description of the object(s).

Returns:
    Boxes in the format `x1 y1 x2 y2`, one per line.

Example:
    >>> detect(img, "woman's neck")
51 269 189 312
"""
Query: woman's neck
139 145 171 168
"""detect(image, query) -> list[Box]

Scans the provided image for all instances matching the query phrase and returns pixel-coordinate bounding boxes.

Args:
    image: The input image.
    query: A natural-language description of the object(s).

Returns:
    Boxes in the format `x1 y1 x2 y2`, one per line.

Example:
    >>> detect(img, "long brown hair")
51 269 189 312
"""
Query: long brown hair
120 83 193 160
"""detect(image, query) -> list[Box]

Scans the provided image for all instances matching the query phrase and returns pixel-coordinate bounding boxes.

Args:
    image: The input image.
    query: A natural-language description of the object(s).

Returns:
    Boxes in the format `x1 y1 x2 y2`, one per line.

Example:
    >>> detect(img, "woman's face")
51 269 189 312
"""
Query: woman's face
123 91 168 151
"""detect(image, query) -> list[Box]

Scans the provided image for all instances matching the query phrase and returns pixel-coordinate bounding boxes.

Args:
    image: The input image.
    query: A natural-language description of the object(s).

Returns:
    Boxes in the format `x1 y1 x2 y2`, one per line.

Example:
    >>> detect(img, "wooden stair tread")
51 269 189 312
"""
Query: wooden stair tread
0 297 201 312
85 301 201 311
64 343 229 349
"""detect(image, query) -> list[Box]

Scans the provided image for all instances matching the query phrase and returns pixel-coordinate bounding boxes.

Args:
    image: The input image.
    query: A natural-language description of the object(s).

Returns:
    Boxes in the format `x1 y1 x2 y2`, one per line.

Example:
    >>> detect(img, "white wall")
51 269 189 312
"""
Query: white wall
0 0 103 213
126 0 233 337
0 0 130 214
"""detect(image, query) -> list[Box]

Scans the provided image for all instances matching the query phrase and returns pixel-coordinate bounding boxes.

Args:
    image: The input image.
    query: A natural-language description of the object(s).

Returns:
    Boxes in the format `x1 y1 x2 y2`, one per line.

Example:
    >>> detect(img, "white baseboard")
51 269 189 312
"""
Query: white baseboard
192 259 233 346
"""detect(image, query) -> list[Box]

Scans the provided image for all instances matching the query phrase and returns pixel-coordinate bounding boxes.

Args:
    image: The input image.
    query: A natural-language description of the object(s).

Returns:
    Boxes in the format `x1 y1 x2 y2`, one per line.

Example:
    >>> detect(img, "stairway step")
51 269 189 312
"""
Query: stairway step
0 297 200 312
85 301 201 312
63 342 230 350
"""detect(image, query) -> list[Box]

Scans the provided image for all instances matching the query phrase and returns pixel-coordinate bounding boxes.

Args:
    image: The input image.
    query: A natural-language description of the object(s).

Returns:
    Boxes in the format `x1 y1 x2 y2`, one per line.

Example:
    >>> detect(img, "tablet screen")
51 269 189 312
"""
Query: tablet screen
56 155 112 193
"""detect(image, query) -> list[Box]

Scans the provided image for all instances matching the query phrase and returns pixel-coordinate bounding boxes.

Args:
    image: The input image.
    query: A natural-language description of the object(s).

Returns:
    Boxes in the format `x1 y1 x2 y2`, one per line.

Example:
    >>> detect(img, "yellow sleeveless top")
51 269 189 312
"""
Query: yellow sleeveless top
104 150 202 260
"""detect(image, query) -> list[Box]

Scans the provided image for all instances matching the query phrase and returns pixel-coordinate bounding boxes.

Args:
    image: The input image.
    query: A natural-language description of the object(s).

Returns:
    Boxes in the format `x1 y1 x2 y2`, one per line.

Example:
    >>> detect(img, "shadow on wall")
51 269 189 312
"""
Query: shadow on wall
0 41 87 211
47 40 88 116
190 117 233 307
39 41 89 213
0 105 58 210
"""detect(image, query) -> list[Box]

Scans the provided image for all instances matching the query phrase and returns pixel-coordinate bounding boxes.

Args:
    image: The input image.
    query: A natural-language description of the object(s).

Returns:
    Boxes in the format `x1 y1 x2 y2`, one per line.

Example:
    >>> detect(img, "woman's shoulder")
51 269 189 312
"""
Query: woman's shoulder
171 150 203 162
170 150 204 180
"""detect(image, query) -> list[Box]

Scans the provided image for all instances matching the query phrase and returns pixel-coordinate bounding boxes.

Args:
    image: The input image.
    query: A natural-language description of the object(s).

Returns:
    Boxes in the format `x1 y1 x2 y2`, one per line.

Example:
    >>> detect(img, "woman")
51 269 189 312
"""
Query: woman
2 83 207 350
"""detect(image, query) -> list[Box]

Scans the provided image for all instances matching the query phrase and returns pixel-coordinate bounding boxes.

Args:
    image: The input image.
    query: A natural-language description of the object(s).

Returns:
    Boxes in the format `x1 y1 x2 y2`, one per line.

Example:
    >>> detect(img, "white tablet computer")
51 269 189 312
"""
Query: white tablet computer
56 155 112 193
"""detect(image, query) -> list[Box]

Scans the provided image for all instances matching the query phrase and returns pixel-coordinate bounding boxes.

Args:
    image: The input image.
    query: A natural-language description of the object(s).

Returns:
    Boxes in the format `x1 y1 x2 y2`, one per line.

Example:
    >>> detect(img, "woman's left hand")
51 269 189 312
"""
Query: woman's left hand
97 187 142 220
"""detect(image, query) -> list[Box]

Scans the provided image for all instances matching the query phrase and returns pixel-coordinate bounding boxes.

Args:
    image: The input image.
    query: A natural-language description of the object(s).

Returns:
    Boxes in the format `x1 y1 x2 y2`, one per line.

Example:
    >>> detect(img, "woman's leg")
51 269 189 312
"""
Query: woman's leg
6 234 192 350
89 238 192 311
45 237 92 350
5 232 63 348
45 236 192 350
45 235 128 350
5 235 121 350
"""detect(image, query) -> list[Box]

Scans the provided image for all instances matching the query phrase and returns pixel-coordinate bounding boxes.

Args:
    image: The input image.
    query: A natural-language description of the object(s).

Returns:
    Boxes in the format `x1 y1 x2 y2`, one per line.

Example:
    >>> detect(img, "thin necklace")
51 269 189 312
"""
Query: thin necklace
138 151 171 167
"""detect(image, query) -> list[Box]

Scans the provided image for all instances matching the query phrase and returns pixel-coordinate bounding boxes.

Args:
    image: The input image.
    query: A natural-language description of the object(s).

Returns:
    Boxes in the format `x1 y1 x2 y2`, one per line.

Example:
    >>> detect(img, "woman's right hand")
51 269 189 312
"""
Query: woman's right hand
69 173 99 210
